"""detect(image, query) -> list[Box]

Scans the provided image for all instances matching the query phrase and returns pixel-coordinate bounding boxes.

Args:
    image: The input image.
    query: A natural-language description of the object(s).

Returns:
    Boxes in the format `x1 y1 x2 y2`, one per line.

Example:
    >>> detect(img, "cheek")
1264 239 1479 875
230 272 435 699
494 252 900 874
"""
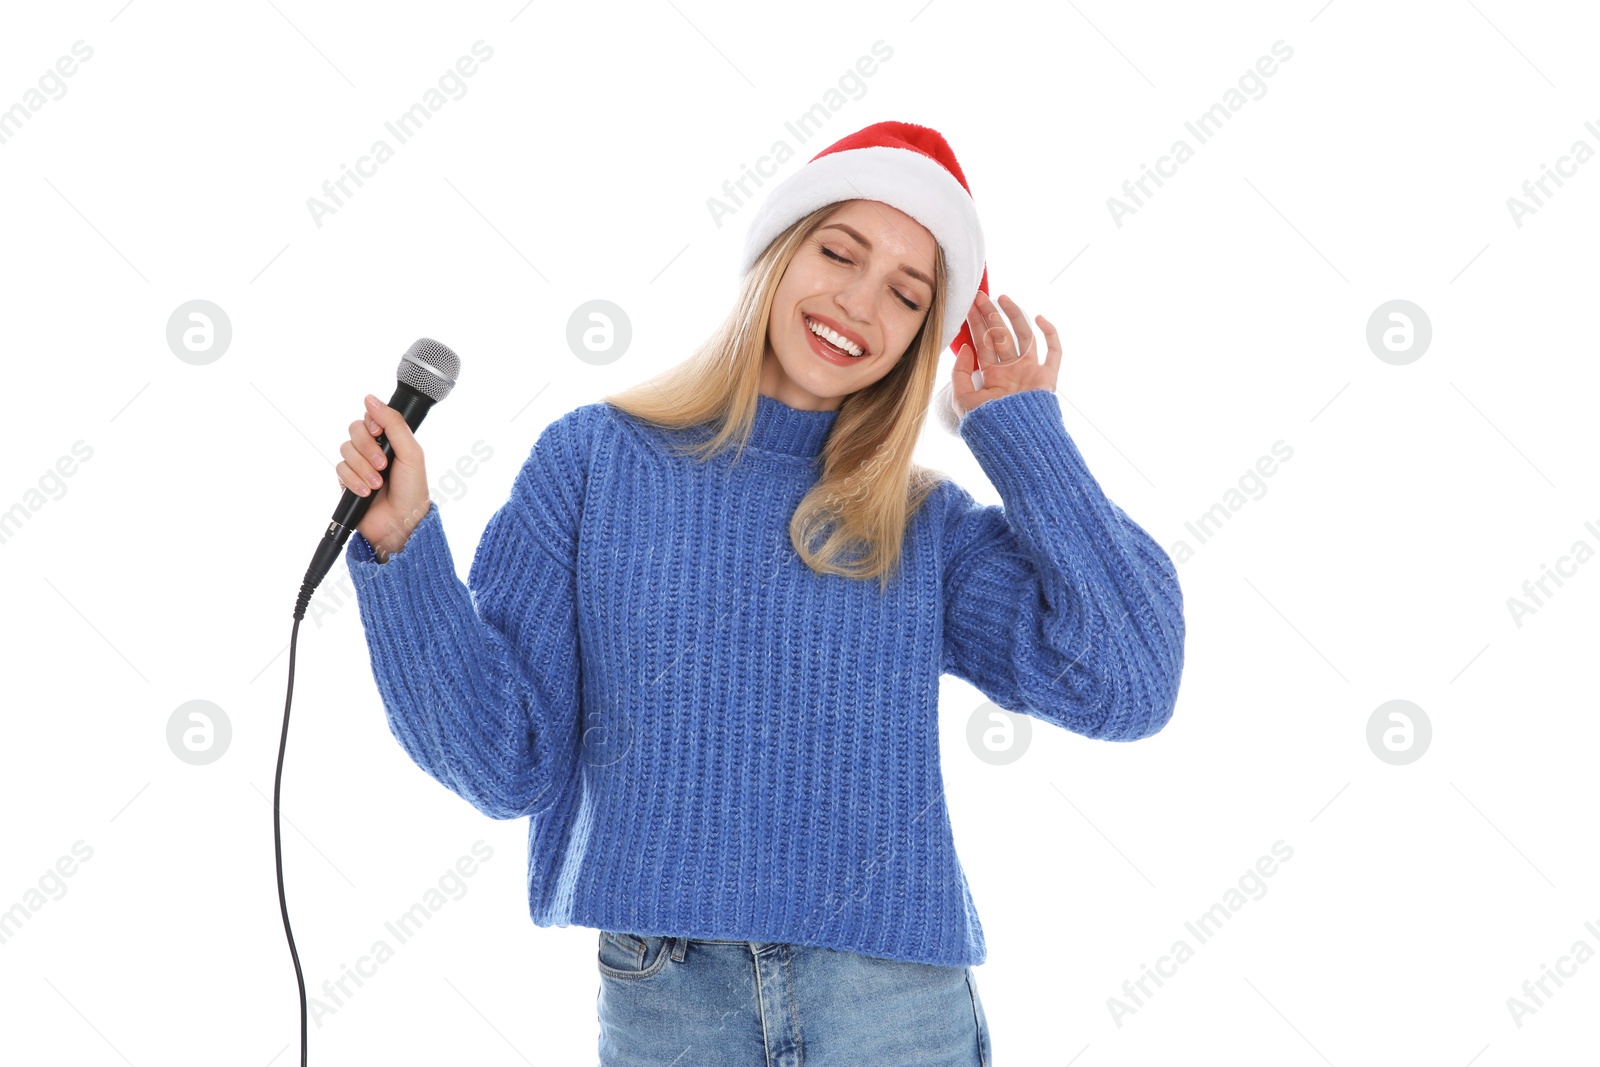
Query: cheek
893 322 923 360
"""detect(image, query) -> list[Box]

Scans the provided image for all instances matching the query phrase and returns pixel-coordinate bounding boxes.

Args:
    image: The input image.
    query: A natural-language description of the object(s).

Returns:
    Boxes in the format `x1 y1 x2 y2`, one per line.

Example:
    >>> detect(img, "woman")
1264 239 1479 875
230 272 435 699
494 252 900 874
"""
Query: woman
334 121 1186 1066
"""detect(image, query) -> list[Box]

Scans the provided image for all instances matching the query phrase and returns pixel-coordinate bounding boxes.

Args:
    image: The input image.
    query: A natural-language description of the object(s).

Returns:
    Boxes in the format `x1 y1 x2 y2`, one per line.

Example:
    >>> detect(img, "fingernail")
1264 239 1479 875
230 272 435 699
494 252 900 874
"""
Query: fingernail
365 394 380 408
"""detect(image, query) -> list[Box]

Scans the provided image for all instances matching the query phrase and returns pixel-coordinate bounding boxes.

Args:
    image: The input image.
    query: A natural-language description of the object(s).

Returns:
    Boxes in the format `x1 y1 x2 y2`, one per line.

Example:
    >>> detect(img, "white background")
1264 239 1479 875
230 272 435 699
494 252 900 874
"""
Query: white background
1 0 1595 1063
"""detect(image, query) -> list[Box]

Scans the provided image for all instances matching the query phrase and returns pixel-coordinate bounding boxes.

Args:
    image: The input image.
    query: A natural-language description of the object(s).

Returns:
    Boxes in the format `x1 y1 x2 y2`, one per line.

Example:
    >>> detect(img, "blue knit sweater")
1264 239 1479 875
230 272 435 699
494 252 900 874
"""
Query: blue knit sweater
345 387 1184 967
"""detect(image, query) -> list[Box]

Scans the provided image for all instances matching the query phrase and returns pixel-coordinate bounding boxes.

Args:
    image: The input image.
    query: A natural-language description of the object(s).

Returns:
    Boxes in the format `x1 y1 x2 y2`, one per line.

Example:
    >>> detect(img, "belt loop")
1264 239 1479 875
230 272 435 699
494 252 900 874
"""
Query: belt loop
670 936 687 962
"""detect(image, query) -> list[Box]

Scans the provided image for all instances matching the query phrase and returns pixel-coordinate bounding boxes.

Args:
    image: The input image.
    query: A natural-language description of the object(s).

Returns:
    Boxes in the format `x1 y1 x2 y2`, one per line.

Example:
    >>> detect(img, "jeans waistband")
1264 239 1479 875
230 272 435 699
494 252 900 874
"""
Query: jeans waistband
669 937 785 962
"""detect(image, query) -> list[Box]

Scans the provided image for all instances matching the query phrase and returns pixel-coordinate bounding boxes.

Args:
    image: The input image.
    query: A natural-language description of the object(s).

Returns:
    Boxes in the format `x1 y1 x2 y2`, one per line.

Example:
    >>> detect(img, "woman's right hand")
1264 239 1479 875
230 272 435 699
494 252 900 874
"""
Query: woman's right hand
335 393 431 560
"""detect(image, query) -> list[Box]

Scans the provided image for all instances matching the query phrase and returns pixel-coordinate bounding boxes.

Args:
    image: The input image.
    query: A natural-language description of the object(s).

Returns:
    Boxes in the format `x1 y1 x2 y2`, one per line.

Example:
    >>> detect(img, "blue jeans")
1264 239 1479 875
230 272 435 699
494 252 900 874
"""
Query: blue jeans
596 931 992 1066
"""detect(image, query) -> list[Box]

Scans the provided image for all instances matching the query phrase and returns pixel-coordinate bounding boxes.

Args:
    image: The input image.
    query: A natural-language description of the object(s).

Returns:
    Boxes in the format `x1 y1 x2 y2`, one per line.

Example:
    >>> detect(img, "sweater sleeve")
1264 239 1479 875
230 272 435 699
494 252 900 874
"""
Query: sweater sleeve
941 388 1185 741
343 410 588 819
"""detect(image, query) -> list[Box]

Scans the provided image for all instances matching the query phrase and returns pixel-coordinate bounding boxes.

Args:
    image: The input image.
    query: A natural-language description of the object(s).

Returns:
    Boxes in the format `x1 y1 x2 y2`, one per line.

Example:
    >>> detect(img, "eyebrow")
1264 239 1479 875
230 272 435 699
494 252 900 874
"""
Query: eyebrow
818 223 935 291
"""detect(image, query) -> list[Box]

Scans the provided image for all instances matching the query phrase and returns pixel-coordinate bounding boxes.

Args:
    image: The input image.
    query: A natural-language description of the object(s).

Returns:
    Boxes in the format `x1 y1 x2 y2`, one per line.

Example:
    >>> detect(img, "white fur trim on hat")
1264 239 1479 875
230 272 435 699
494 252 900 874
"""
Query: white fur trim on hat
738 146 985 354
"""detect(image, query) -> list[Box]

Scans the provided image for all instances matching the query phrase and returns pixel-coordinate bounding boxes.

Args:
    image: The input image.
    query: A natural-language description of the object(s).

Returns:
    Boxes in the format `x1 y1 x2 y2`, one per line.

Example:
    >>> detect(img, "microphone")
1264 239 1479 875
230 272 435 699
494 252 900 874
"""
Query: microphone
294 337 461 620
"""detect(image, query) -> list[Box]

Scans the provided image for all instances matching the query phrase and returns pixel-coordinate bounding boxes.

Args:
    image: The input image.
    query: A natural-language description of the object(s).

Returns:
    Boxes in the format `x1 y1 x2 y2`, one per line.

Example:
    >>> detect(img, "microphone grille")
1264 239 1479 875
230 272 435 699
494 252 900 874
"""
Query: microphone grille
398 338 461 402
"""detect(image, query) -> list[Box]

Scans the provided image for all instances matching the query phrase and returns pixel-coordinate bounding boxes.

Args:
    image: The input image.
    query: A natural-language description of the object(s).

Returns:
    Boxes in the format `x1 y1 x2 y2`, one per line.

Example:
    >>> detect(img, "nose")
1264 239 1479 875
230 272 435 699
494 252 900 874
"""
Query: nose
833 275 873 326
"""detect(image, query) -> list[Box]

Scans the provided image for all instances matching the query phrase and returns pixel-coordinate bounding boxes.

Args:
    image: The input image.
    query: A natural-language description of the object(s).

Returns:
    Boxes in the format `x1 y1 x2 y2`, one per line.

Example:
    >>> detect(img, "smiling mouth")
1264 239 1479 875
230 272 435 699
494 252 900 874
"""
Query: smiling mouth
803 313 867 358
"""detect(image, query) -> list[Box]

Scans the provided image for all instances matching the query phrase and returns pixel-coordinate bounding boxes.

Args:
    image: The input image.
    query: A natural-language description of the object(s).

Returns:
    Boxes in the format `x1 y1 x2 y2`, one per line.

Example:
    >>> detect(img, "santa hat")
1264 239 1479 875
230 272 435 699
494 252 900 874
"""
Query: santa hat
738 121 989 399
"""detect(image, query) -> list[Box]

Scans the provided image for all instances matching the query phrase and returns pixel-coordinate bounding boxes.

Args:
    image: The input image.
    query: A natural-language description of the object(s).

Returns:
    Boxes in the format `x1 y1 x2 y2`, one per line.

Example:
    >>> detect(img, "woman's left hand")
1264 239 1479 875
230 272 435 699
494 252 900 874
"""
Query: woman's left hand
950 291 1061 416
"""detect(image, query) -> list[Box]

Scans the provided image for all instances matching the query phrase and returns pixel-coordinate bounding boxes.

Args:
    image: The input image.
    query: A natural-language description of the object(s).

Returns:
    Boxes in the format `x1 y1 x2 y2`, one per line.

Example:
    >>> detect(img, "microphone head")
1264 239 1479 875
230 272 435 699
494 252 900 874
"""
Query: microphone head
398 338 461 402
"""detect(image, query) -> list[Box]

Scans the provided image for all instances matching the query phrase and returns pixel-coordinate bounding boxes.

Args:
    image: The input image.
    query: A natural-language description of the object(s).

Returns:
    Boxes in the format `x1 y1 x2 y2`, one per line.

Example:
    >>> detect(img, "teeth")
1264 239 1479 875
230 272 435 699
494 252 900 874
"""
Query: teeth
806 315 864 357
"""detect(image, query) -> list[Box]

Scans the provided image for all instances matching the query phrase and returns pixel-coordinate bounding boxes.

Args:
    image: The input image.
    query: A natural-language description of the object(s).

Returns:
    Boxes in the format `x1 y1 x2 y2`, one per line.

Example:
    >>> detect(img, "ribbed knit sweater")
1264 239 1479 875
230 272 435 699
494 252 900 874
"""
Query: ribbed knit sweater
345 387 1184 967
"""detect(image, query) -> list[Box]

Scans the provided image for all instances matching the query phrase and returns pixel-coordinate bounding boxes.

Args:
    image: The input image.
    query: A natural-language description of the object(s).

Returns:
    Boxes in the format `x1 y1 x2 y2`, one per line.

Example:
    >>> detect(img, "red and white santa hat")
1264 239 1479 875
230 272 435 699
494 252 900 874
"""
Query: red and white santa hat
738 120 989 362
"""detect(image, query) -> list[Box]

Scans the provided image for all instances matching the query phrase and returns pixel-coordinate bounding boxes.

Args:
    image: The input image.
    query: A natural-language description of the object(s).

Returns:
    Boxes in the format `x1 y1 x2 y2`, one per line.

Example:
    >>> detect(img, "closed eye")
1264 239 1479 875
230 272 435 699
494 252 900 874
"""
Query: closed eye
821 246 922 312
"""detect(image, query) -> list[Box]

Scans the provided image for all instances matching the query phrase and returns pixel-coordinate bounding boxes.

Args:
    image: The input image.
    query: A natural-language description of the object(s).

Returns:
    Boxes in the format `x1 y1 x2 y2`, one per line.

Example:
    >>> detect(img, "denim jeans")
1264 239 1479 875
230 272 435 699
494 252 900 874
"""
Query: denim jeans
596 931 992 1066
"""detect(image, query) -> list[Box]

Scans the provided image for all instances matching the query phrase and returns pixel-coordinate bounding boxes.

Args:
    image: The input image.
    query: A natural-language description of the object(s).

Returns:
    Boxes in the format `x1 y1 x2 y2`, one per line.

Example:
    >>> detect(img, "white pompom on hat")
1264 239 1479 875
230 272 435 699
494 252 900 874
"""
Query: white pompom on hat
737 121 988 431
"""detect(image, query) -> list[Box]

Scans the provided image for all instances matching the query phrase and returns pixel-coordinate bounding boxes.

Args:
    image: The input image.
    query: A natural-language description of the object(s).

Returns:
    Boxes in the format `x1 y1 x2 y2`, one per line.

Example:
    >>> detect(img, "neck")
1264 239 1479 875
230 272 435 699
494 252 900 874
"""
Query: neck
741 392 840 458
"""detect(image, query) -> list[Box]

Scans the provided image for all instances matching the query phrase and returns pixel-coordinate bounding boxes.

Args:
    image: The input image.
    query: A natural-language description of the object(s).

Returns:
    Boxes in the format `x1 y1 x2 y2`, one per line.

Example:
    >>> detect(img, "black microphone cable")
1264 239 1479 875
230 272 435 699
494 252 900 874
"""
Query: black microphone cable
275 338 461 1065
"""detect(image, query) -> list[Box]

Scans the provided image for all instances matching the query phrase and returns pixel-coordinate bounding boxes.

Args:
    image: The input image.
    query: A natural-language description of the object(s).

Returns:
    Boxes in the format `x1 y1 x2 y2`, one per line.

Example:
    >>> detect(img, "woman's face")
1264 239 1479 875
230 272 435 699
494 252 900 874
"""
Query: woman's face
759 199 938 412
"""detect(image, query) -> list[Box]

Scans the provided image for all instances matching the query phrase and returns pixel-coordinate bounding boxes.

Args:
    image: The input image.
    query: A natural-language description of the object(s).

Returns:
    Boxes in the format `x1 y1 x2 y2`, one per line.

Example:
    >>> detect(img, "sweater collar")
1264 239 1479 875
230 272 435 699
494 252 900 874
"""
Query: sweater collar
742 393 839 458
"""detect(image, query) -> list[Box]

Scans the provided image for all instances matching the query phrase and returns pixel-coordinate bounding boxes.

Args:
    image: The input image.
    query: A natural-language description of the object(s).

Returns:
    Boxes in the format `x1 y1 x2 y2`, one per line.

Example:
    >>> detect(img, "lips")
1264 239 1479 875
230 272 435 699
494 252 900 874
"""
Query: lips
804 312 869 358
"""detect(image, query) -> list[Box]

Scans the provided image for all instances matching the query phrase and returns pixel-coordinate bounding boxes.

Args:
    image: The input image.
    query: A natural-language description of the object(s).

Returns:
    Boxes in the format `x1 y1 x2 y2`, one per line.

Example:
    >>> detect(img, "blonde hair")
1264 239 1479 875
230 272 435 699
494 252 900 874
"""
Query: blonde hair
600 201 953 591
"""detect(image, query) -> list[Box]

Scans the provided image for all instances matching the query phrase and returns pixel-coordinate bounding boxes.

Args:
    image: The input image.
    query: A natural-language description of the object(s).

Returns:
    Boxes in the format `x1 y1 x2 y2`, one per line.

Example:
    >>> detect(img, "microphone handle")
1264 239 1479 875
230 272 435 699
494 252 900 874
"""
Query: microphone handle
295 382 435 619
